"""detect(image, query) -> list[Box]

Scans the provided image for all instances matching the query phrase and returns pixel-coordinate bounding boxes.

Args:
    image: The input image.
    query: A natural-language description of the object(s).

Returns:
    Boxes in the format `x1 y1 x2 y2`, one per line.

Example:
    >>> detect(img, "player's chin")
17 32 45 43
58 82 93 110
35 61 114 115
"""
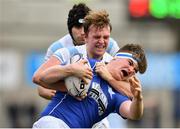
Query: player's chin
113 74 123 81
76 42 85 46
95 50 106 57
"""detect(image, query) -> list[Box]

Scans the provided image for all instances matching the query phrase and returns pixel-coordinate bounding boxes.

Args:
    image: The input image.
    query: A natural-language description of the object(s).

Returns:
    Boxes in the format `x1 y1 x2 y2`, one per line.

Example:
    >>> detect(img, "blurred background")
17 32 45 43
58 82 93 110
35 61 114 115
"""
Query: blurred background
0 0 180 128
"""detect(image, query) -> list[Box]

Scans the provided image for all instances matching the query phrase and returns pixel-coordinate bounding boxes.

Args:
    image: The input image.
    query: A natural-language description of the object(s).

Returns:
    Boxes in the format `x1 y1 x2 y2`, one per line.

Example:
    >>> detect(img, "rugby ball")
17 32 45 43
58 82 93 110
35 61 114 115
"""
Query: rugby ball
65 54 91 97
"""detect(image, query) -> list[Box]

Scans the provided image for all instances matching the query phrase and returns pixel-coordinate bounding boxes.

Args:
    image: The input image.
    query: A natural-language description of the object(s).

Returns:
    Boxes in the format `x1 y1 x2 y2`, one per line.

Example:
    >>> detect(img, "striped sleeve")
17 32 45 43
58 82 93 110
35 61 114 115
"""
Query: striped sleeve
106 38 120 56
53 48 71 65
53 46 81 65
44 40 64 61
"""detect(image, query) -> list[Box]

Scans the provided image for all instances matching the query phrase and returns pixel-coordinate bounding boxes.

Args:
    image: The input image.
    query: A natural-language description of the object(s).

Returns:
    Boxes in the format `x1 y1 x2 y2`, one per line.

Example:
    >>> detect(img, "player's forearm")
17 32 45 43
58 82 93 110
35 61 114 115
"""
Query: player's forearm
33 66 69 91
107 78 133 98
37 79 66 91
39 65 74 84
129 97 144 120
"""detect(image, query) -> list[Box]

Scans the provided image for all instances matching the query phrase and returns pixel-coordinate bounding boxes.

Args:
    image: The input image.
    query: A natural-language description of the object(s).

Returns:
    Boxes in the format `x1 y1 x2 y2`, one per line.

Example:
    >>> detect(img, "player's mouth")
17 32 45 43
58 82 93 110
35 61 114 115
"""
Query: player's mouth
95 44 106 50
121 70 129 80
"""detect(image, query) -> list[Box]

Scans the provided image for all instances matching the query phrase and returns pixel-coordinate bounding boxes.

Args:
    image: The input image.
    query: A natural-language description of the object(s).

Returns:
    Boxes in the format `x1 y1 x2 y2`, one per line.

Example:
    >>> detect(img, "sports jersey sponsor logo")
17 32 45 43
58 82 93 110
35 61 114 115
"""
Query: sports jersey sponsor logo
89 82 108 115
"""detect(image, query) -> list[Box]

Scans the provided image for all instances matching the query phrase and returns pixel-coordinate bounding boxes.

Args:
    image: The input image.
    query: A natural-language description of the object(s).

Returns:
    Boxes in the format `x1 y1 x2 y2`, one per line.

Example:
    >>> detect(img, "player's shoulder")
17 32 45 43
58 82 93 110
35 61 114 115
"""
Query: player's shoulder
67 45 86 57
109 37 117 43
64 44 85 51
49 34 73 49
106 37 120 56
54 45 86 57
56 34 74 47
58 34 72 43
46 34 73 55
109 37 119 47
108 37 119 47
102 52 113 62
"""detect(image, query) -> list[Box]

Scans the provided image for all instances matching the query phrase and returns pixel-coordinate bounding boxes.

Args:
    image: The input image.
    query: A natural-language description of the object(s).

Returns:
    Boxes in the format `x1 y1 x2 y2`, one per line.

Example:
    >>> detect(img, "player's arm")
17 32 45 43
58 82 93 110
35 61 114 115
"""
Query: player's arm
33 56 92 90
37 41 62 99
119 76 143 120
33 56 67 91
39 59 92 84
95 62 133 98
106 79 133 98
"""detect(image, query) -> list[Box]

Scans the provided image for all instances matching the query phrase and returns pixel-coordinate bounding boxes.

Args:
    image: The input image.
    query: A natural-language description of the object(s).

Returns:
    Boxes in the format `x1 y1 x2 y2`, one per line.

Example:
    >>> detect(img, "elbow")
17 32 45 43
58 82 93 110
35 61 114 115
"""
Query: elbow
32 73 41 85
33 72 51 86
32 76 38 85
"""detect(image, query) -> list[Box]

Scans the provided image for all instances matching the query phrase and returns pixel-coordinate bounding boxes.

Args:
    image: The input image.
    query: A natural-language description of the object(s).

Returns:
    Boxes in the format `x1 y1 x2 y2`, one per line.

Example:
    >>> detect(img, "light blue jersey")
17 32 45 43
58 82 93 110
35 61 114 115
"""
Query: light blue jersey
40 58 129 128
44 34 119 61
53 44 113 65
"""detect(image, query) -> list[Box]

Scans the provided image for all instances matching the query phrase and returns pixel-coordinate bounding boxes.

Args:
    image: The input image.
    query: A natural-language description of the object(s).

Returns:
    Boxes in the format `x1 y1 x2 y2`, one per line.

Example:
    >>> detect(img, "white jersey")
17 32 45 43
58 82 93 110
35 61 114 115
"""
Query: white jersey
45 34 74 61
45 34 119 61
53 44 113 65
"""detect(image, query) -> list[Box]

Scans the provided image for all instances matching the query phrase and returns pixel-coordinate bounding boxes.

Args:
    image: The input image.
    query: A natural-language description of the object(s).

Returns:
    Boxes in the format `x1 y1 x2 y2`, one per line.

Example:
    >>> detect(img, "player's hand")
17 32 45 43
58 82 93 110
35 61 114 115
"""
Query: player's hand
71 59 93 84
74 93 87 101
129 76 143 100
68 91 87 101
95 62 113 81
38 86 56 100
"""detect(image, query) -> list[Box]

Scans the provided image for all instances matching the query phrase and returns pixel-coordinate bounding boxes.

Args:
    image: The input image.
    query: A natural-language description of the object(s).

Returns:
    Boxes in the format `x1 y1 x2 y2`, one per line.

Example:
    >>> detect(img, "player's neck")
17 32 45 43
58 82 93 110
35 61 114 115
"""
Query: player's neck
87 53 103 60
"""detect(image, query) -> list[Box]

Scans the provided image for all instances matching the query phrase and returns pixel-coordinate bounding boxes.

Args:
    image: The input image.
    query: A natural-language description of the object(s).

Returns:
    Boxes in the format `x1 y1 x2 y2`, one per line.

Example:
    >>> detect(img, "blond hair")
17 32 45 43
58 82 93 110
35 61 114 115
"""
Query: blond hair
83 10 112 33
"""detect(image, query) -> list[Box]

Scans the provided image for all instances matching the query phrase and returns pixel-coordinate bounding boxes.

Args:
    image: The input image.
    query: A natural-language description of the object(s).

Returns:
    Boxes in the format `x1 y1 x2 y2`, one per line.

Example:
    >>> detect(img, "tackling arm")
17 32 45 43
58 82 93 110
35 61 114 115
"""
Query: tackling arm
106 79 133 98
95 62 133 98
33 56 93 90
32 56 67 91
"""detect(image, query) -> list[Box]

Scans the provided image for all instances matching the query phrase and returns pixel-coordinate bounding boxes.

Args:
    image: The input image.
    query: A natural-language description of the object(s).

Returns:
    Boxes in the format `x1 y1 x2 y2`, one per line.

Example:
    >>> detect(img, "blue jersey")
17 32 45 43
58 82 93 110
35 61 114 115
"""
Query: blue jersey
41 58 129 128
44 34 119 61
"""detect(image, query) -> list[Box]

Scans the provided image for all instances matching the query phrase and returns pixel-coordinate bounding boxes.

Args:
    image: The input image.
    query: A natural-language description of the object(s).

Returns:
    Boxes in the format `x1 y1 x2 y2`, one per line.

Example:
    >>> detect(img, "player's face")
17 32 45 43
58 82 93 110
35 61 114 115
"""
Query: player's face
71 26 85 46
85 25 110 60
109 58 138 81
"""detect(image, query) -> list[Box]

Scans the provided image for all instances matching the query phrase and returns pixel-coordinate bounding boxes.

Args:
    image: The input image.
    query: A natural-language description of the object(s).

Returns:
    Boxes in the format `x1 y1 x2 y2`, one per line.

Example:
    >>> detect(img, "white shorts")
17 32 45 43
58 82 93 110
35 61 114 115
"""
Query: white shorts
32 116 70 128
92 117 110 128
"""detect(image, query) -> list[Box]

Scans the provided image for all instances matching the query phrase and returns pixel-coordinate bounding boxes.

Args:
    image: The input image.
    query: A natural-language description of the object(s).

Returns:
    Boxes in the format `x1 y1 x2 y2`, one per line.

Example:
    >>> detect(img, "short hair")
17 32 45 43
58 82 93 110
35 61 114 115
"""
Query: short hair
118 44 147 74
83 10 112 34
67 3 91 39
